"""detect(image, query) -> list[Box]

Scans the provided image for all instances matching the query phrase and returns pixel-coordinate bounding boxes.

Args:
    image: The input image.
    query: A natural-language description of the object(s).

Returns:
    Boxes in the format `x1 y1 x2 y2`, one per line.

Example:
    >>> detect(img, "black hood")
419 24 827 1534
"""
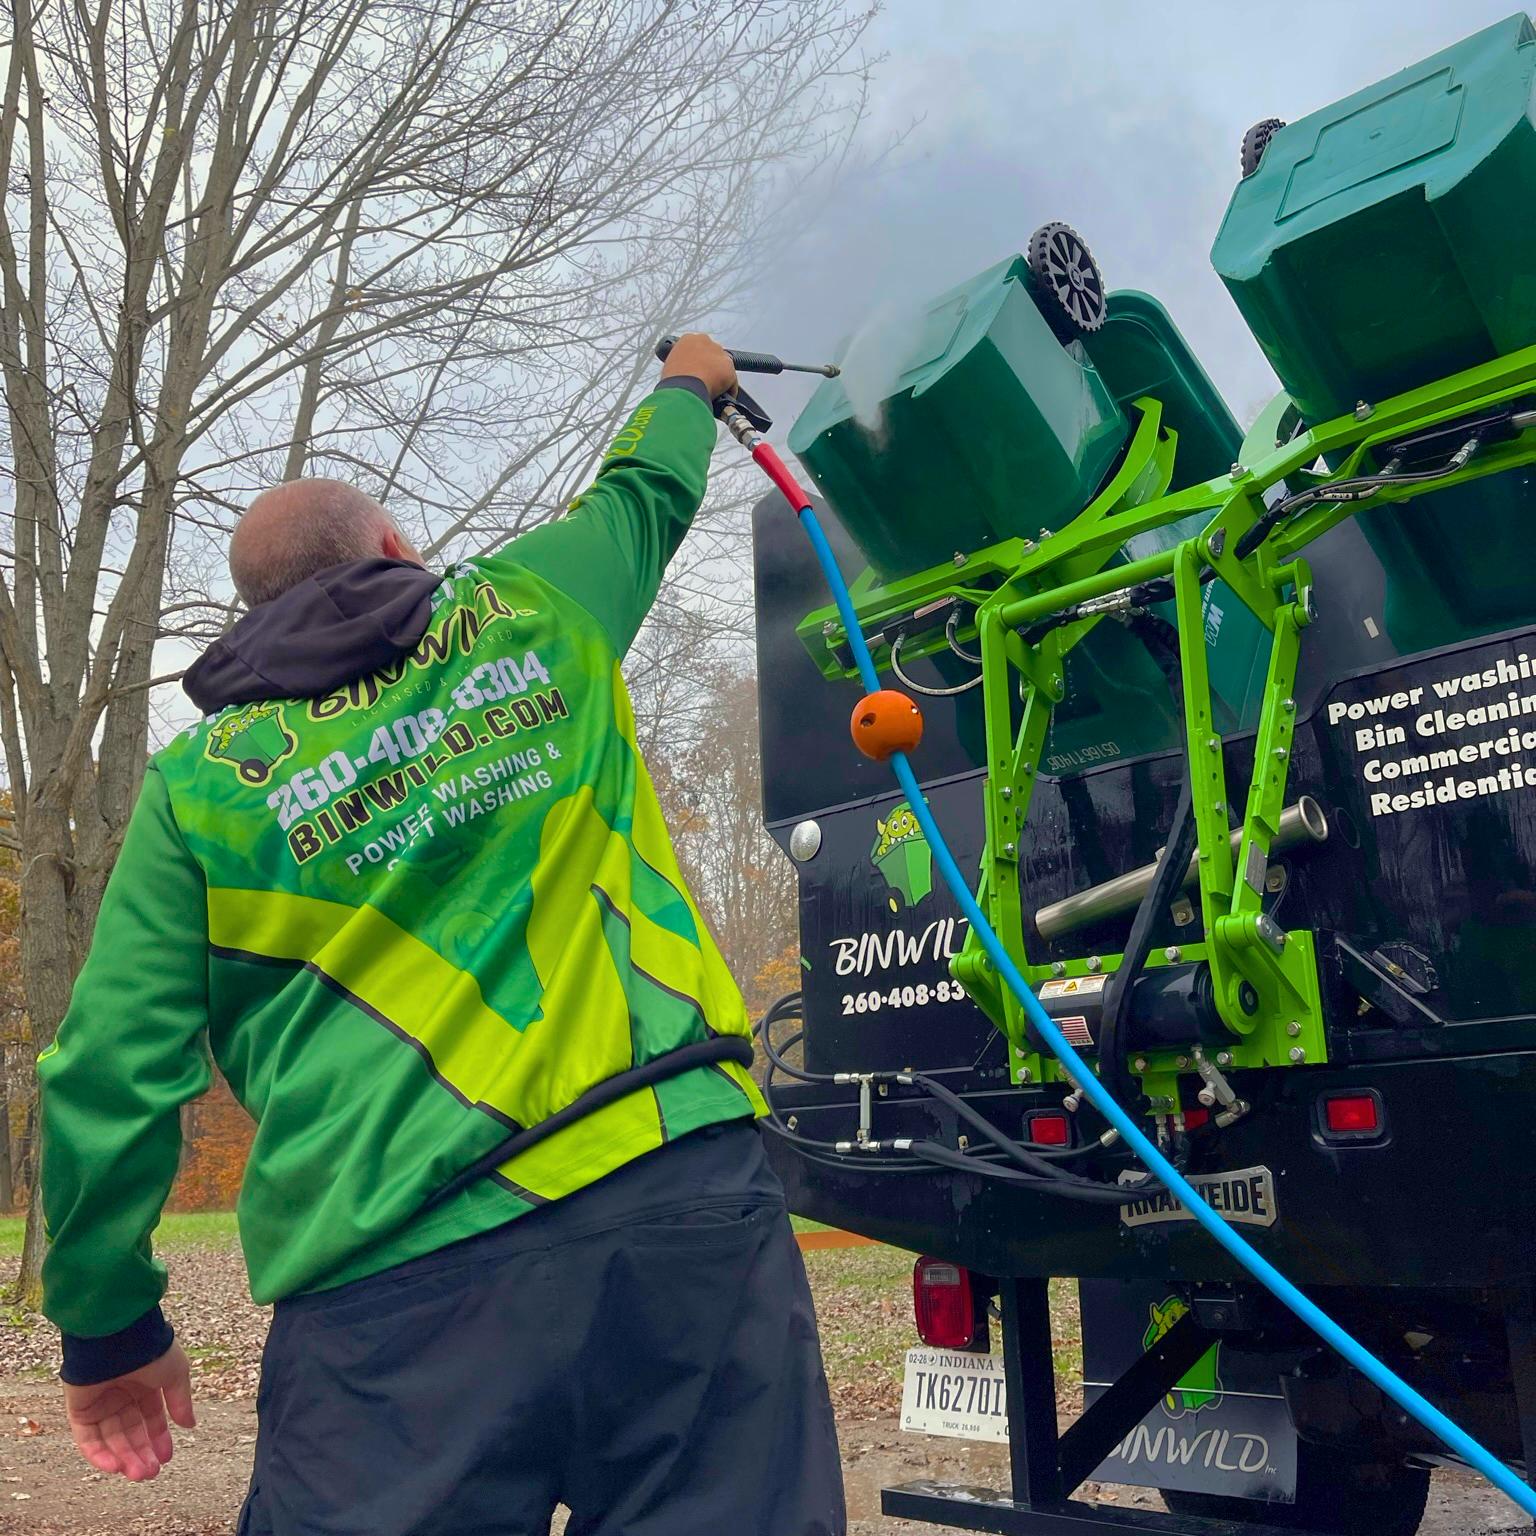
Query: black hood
184 558 444 714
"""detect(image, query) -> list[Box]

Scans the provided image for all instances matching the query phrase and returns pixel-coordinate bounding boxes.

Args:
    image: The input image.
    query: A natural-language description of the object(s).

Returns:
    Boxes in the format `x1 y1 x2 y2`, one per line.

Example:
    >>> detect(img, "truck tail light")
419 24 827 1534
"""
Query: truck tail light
1320 1089 1384 1138
913 1256 977 1349
1026 1110 1071 1146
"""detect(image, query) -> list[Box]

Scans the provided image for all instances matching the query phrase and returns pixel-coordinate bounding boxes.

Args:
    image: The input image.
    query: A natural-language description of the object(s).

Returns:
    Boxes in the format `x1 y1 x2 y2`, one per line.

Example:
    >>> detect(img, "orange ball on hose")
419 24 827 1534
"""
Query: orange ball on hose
850 690 923 760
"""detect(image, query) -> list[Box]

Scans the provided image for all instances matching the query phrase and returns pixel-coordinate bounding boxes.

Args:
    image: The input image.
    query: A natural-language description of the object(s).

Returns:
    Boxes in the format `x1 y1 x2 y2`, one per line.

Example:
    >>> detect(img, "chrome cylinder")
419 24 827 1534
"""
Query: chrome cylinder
1033 796 1329 942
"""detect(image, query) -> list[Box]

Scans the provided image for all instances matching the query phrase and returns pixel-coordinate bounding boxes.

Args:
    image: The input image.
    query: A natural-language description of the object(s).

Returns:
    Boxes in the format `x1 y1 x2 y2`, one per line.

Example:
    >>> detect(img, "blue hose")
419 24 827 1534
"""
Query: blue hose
797 502 1536 1516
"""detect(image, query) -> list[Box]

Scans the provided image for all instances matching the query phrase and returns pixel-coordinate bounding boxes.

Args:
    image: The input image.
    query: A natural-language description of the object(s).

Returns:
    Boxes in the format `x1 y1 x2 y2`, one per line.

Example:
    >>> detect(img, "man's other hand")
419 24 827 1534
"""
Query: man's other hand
63 1342 197 1481
661 332 737 401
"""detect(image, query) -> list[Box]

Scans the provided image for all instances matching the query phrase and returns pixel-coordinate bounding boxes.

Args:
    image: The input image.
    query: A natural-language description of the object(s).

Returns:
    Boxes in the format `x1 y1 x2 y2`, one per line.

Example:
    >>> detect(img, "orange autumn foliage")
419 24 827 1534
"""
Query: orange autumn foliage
168 1073 254 1211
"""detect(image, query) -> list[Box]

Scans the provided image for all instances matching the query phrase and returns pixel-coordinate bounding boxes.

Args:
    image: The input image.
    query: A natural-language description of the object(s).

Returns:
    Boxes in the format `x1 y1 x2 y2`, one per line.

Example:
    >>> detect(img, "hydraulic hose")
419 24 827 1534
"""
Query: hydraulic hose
744 433 1536 1518
756 992 1143 1191
1097 615 1195 1129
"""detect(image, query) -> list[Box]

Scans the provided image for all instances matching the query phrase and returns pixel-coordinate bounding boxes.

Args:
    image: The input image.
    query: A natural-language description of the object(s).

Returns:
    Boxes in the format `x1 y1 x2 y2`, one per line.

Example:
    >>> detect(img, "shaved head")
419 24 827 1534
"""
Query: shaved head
230 478 420 608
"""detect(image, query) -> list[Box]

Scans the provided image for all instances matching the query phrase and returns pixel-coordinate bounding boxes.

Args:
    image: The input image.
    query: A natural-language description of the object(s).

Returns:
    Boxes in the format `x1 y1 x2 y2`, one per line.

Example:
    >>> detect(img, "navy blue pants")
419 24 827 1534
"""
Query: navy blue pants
238 1122 846 1535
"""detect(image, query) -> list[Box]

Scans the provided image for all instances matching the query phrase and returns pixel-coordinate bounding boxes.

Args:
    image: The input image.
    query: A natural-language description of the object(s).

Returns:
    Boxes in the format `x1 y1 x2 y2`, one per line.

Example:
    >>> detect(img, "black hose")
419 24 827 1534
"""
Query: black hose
423 1035 753 1211
905 1140 1138 1204
755 991 1158 1203
1094 616 1196 1145
1233 443 1482 561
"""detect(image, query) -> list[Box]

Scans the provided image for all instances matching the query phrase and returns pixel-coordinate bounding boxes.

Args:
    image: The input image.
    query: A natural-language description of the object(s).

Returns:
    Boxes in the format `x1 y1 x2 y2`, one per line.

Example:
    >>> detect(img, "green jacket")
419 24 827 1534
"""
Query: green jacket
39 383 765 1378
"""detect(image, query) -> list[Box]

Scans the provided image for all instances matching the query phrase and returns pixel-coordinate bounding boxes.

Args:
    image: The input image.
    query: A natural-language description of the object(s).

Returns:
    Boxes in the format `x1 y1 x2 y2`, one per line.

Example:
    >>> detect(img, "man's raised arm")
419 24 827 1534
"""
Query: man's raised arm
496 333 737 655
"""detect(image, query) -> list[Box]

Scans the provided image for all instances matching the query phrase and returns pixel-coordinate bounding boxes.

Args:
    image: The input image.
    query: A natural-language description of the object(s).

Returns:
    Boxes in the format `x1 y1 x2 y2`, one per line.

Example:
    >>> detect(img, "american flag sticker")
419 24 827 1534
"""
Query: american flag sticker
1057 1015 1094 1047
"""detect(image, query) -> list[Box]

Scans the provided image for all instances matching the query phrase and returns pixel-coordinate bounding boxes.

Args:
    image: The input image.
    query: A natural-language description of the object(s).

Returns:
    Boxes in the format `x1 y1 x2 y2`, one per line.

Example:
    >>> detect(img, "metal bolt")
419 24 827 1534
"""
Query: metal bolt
953 551 966 567
1288 1046 1306 1063
788 820 822 862
787 1115 800 1132
878 1083 889 1096
1198 1087 1217 1107
1003 841 1017 857
1133 1056 1149 1072
1022 761 1035 775
821 620 837 637
958 1134 970 1149
1230 462 1246 478
1217 1051 1234 1067
1164 945 1182 963
1207 736 1220 752
1354 400 1374 421
1209 528 1226 558
1022 538 1036 552
1265 867 1286 893
1282 697 1295 713
1039 528 1054 541
1051 960 1067 977
1086 955 1103 973
1050 675 1062 691
1286 1020 1301 1037
1273 747 1288 761
1000 785 1013 800
1019 1067 1032 1084
1213 800 1225 814
1175 1055 1189 1069
1171 898 1195 927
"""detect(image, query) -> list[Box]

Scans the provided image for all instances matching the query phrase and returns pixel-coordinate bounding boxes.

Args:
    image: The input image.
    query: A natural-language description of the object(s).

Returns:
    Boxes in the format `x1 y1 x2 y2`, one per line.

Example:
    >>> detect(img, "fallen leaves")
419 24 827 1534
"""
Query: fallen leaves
0 1245 270 1402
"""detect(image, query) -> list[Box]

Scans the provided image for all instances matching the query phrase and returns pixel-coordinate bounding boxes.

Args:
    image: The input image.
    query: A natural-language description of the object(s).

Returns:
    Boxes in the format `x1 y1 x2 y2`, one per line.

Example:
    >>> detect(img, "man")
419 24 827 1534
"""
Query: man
39 334 846 1536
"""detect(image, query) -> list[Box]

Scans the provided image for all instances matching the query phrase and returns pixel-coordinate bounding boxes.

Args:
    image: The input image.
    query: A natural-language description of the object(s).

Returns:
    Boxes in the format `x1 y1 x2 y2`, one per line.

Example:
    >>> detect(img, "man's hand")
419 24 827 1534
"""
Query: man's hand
660 331 737 401
63 1342 196 1481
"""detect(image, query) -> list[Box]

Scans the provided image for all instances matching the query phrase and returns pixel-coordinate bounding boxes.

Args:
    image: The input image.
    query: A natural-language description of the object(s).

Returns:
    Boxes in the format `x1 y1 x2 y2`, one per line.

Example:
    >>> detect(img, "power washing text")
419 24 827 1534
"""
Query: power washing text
1329 648 1536 818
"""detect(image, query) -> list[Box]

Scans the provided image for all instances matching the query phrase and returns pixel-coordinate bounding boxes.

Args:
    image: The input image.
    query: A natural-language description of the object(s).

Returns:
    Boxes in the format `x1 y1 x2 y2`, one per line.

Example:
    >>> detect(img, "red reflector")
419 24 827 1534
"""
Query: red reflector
1182 1107 1210 1131
913 1256 976 1349
1027 1111 1071 1147
1324 1093 1380 1134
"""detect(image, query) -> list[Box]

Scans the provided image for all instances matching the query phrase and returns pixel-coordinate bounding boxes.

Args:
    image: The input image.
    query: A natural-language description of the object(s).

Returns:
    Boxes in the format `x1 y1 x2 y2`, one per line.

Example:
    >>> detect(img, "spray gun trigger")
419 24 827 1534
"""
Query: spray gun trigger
715 384 772 433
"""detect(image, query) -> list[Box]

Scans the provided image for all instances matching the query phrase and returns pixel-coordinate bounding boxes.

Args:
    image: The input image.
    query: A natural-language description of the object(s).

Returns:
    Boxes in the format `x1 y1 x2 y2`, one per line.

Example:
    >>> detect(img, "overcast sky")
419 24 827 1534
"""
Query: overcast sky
744 0 1515 429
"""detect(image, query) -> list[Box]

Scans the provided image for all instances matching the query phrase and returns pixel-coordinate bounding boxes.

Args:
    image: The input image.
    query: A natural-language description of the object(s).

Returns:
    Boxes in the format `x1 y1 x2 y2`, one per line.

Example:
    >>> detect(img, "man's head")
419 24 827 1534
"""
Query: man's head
229 478 423 609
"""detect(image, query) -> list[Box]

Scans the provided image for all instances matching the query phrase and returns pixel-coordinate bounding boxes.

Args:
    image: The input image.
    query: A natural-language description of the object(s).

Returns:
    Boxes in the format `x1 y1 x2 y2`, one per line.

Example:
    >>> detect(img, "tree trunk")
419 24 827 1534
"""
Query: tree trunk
14 1093 35 1199
0 1037 13 1212
14 1183 44 1306
11 801 82 1303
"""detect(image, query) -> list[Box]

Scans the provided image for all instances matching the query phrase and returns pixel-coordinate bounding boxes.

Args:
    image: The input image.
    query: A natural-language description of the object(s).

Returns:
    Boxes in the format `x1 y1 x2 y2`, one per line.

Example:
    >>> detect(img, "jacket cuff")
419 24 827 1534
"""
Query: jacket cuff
655 375 714 409
60 1305 174 1386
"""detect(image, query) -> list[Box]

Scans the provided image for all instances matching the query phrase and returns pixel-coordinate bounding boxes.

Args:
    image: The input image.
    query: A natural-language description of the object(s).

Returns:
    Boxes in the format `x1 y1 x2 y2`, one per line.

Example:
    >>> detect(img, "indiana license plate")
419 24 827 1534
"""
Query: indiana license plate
900 1347 1009 1442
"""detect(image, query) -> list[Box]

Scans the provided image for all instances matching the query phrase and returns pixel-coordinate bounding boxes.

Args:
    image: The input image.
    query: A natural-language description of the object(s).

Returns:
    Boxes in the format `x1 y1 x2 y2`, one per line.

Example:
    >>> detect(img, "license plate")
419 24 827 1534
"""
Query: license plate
900 1347 1009 1442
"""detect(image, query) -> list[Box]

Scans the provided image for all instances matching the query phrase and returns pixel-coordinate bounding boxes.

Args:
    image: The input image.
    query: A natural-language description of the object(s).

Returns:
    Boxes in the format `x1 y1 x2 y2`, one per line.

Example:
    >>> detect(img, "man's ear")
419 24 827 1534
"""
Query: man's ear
380 524 425 566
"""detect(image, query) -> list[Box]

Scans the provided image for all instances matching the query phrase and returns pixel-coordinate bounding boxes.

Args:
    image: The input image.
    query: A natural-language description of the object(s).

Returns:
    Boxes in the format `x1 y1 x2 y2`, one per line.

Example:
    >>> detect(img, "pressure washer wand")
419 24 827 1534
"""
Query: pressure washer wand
654 335 840 378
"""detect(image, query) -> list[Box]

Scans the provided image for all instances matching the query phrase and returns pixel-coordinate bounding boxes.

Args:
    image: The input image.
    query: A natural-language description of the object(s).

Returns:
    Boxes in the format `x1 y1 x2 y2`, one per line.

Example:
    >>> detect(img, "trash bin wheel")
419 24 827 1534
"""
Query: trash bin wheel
238 758 272 785
1025 222 1107 343
1240 117 1286 177
1161 1445 1430 1536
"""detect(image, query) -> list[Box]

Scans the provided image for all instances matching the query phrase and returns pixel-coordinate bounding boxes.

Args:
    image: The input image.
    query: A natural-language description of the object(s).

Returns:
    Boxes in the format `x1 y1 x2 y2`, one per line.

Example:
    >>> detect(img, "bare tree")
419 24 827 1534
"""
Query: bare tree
646 662 796 1014
0 0 872 1301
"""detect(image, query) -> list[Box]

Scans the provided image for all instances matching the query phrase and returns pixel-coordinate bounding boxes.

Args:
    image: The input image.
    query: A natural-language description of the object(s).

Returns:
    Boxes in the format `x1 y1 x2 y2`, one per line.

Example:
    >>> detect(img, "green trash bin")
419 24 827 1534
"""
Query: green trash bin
788 254 1129 582
1212 13 1536 650
1212 12 1536 425
790 257 1270 770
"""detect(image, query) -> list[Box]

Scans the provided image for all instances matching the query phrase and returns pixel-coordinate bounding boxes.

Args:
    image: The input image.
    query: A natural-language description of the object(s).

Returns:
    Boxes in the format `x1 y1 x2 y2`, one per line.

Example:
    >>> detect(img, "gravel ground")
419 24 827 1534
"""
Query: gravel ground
1 1243 1527 1535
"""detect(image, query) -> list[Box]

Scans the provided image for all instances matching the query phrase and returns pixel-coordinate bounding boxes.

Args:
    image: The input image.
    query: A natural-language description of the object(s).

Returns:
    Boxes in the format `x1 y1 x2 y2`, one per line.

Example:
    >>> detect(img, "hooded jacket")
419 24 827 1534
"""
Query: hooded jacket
38 381 765 1384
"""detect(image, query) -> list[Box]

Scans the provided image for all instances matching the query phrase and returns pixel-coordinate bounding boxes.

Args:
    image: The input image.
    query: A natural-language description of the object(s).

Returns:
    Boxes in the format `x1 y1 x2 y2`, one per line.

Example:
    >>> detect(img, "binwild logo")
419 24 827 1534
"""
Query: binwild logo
204 700 297 787
1145 1296 1223 1418
1109 1295 1276 1479
871 801 932 911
